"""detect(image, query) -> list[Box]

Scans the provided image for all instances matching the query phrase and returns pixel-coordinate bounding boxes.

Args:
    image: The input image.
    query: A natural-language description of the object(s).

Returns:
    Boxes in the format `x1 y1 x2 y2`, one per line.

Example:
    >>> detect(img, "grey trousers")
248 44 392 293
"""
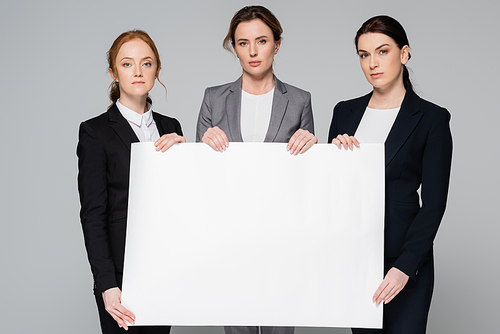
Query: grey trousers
224 327 294 334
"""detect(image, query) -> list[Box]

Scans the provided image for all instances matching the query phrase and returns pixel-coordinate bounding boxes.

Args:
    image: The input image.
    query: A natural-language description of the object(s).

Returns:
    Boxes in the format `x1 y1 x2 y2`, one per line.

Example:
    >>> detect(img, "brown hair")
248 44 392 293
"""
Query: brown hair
223 5 283 54
355 15 412 90
107 30 166 107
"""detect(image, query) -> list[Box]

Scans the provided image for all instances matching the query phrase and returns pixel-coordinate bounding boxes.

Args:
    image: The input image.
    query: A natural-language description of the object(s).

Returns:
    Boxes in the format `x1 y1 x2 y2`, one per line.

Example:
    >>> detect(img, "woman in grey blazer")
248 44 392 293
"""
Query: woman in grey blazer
196 5 316 156
195 5 316 334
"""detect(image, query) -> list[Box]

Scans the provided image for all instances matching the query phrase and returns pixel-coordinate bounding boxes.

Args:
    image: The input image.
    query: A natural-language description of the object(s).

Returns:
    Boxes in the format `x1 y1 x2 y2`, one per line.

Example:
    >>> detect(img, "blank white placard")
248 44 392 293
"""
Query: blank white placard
121 143 384 328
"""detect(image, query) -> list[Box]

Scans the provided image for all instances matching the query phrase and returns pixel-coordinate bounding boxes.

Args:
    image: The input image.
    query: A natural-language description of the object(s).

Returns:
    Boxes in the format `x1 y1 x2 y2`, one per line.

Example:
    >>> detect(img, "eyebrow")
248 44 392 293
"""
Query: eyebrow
119 56 154 61
375 44 390 50
236 35 269 42
357 44 390 53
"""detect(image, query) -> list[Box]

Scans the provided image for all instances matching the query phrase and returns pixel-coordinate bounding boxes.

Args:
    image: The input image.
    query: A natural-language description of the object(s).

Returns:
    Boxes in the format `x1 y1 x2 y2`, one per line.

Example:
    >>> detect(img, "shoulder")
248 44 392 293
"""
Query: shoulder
152 111 181 126
421 97 450 118
275 77 311 102
408 90 451 121
204 79 239 97
79 109 110 133
334 92 371 113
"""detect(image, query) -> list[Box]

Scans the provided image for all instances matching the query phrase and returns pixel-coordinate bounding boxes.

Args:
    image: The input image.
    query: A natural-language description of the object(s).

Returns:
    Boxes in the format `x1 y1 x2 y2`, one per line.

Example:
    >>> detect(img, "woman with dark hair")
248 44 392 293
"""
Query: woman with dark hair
328 16 452 333
196 5 316 155
195 5 315 334
77 30 184 333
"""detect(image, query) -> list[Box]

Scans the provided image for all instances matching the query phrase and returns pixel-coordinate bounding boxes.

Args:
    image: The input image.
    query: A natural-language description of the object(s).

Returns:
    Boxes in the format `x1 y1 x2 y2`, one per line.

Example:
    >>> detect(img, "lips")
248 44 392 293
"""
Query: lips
249 61 261 67
371 72 383 78
132 81 145 84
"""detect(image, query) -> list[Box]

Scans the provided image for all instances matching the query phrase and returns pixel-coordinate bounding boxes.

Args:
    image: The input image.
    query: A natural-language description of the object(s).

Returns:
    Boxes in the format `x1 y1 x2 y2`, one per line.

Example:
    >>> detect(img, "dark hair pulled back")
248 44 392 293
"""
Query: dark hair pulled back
355 15 412 90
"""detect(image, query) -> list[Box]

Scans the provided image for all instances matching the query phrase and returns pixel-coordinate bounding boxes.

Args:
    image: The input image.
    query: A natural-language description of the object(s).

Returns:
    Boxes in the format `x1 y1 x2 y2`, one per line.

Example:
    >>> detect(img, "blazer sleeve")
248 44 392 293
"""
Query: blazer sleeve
164 116 184 137
299 91 315 134
327 101 344 142
77 121 117 295
394 108 453 278
176 119 183 137
196 88 212 142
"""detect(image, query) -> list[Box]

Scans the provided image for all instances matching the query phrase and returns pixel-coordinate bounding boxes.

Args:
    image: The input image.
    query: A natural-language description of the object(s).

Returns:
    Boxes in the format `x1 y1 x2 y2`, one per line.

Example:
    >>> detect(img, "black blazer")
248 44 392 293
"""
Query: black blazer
77 104 183 295
328 88 452 280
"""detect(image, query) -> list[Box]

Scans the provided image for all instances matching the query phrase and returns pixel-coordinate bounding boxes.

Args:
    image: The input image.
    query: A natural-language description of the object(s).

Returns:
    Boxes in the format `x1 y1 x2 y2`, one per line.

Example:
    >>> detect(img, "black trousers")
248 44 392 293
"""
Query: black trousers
352 255 434 334
224 326 294 334
95 293 171 334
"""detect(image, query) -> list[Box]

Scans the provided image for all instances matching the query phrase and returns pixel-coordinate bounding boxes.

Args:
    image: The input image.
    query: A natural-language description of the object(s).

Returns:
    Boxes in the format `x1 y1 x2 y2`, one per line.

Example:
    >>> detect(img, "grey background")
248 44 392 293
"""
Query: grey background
0 0 498 333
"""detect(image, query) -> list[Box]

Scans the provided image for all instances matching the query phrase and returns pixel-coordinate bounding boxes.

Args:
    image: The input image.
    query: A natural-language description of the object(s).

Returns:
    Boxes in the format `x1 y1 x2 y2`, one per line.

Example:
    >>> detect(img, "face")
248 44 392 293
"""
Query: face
234 19 280 80
110 38 158 102
357 33 409 90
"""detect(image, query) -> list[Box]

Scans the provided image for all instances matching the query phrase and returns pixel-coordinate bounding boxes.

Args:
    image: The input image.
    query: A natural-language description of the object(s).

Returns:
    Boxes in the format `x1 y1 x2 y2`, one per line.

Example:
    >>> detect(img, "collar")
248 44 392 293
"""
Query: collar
116 100 153 127
230 75 287 95
350 86 420 116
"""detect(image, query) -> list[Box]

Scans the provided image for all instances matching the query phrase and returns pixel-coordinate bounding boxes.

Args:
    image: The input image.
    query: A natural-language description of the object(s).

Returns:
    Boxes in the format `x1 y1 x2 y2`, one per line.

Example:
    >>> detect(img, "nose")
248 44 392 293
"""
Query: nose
249 43 257 57
134 63 143 77
369 56 378 70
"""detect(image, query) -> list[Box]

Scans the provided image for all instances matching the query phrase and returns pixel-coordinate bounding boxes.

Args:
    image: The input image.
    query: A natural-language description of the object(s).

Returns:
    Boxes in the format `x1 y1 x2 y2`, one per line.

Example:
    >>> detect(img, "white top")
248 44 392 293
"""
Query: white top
116 100 160 142
354 107 400 143
240 88 274 142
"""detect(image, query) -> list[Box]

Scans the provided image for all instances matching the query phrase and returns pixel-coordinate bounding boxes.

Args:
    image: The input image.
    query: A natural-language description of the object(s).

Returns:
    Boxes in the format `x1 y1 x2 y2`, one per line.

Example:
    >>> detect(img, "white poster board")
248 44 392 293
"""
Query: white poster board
122 143 384 328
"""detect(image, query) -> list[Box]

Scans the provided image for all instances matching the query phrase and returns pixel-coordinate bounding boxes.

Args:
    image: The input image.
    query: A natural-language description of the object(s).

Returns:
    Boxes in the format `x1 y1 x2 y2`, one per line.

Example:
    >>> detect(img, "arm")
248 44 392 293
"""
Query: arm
328 101 359 149
196 88 213 142
328 102 342 142
77 122 117 294
393 108 453 277
374 108 452 304
77 122 135 328
287 91 317 154
154 116 186 152
196 88 228 151
299 91 314 134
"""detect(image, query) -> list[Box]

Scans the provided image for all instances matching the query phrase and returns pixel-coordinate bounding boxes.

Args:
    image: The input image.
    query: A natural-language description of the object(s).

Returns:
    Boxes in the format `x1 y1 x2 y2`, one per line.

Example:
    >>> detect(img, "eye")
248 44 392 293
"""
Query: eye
379 49 388 55
122 62 131 67
239 41 248 46
258 39 266 44
143 62 152 67
359 53 369 59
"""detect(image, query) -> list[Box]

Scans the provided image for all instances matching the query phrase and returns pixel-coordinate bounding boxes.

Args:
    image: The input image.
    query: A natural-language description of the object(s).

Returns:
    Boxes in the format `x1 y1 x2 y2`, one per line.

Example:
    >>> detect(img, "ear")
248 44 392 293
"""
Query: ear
401 45 410 65
274 39 281 55
109 68 119 82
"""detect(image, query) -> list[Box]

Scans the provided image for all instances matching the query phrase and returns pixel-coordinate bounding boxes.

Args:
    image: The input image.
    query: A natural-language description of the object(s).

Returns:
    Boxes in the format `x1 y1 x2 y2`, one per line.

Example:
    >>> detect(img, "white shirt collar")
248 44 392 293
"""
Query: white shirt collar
116 100 154 127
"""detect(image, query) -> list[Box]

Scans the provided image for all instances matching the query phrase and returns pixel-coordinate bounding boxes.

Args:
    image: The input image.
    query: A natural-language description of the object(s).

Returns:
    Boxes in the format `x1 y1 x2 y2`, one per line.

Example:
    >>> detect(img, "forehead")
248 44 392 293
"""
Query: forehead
358 33 397 49
117 38 155 58
235 19 273 39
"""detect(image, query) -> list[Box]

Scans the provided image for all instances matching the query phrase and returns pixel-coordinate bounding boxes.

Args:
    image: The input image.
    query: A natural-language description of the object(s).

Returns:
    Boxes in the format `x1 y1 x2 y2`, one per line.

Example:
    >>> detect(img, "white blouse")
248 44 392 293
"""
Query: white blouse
354 107 400 143
240 88 274 142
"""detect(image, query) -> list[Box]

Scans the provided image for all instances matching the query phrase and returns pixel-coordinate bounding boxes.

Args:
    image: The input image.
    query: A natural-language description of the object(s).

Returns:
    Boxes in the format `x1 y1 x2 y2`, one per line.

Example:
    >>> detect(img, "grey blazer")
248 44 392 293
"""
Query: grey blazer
196 76 314 142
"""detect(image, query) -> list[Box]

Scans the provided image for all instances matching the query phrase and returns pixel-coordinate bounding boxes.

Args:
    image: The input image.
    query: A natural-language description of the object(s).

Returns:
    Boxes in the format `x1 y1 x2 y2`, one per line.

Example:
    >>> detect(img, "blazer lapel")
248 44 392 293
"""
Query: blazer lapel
385 89 422 166
264 76 288 142
226 77 243 142
344 92 372 136
108 104 139 151
153 113 170 136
